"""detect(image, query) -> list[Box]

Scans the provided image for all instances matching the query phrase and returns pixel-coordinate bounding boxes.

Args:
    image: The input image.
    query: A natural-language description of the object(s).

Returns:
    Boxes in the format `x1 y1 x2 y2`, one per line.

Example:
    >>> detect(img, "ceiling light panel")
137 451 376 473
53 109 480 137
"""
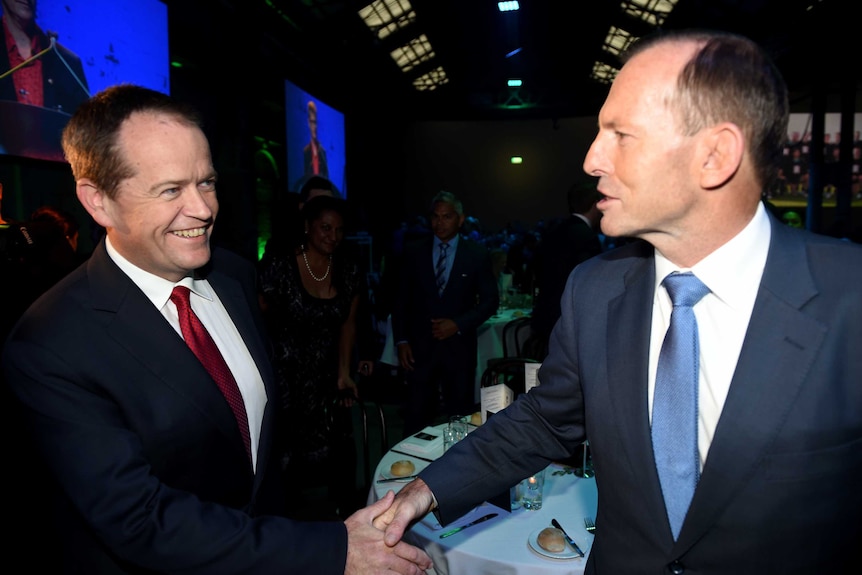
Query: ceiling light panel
390 34 435 73
413 66 449 91
358 0 417 40
619 0 678 27
602 26 638 57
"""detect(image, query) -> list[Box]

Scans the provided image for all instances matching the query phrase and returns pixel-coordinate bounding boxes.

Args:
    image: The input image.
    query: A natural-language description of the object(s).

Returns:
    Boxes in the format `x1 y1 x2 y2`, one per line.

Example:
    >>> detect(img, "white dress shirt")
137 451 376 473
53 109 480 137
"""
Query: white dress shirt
649 202 771 470
105 238 267 471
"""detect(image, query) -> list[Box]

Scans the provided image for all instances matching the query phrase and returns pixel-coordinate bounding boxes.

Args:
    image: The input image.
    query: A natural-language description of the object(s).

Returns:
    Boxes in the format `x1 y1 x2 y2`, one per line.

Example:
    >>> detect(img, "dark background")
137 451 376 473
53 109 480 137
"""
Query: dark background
1 0 859 266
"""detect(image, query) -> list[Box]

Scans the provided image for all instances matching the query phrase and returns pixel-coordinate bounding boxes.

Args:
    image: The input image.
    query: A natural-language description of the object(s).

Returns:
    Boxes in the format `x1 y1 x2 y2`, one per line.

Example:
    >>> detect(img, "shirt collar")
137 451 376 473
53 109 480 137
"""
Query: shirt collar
654 201 771 310
105 236 215 309
434 234 460 250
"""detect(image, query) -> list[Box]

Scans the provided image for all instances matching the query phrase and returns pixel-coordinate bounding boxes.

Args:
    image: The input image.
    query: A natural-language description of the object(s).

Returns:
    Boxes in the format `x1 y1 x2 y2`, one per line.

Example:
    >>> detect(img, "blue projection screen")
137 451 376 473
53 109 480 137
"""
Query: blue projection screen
0 0 168 161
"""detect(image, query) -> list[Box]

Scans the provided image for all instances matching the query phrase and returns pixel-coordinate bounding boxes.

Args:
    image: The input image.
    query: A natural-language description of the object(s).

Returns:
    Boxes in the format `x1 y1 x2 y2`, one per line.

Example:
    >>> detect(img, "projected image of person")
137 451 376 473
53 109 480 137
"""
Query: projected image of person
0 0 90 113
303 99 329 179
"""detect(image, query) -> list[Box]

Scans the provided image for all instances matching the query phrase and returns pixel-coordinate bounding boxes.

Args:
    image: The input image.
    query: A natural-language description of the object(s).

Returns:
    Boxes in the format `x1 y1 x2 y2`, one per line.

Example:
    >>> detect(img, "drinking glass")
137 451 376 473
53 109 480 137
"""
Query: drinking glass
520 468 546 510
443 417 467 451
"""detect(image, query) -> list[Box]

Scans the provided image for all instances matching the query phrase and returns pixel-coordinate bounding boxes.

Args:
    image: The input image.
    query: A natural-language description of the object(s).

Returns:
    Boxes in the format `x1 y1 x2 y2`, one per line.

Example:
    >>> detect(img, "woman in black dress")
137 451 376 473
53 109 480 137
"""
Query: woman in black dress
258 195 372 517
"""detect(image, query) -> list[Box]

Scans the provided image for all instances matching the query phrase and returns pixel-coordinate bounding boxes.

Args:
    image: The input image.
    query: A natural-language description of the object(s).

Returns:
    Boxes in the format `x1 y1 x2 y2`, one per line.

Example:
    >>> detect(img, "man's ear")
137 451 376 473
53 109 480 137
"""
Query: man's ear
698 122 744 190
76 179 113 228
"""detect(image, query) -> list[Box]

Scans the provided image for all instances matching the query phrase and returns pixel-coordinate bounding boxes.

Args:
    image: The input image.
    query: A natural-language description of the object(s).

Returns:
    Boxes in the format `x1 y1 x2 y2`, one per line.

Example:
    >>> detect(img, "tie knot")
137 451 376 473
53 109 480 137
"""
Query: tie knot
440 242 449 253
170 285 192 309
663 272 709 308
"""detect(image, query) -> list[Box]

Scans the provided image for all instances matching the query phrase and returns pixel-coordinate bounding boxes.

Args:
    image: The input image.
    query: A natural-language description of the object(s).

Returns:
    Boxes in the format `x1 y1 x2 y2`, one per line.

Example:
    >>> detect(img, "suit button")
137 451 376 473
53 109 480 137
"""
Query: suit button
667 560 685 574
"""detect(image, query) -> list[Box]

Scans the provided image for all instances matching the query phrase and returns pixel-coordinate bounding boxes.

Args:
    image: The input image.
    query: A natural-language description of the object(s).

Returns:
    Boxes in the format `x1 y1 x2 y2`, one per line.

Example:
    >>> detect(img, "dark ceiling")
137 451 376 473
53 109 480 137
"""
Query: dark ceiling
168 0 858 126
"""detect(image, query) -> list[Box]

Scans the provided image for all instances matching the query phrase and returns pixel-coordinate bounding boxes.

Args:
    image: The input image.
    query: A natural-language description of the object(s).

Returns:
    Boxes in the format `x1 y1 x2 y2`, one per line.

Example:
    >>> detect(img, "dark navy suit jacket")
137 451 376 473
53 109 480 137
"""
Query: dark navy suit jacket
420 214 862 574
391 235 499 378
2 240 349 574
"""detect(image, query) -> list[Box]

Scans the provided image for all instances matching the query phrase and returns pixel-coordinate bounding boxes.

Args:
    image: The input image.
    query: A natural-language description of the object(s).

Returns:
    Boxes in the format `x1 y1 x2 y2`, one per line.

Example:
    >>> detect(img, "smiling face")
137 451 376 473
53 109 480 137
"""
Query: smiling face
582 41 702 245
305 208 344 256
86 111 218 282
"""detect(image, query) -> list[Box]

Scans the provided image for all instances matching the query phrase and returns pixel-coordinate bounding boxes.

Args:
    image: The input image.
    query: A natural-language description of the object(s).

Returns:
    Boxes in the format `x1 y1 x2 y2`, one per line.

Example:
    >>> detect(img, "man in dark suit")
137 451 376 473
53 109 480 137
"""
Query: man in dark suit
531 181 603 358
1 85 430 575
392 191 498 435
302 99 329 179
376 30 862 574
0 0 89 113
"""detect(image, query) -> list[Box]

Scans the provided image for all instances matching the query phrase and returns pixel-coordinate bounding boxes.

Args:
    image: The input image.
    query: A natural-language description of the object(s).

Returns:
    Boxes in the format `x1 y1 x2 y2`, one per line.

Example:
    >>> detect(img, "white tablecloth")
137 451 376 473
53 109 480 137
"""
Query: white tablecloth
370 424 597 575
380 308 533 402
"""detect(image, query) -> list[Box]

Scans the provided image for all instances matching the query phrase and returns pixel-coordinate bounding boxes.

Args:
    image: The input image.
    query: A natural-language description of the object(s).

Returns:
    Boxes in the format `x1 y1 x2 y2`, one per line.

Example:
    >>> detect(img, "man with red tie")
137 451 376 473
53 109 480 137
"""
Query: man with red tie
302 99 329 179
1 84 430 575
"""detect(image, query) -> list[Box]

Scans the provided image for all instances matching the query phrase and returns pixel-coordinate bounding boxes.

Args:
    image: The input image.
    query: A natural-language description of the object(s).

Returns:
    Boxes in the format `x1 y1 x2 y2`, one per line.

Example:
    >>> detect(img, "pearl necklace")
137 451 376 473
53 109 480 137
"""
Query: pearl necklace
302 250 331 282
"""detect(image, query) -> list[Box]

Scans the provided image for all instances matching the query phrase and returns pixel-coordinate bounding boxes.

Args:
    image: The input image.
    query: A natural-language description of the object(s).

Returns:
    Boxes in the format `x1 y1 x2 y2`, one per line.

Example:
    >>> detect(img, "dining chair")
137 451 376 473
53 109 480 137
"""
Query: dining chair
328 392 389 504
502 315 534 358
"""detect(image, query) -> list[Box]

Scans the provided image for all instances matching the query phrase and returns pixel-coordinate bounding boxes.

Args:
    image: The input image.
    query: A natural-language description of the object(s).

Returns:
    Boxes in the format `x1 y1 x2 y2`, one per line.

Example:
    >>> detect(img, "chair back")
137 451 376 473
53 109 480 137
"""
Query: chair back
502 315 533 358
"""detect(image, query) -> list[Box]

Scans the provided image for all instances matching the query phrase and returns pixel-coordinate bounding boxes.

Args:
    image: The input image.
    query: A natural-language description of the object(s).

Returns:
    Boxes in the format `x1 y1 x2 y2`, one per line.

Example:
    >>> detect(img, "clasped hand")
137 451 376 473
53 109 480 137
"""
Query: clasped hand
372 478 437 550
345 490 433 574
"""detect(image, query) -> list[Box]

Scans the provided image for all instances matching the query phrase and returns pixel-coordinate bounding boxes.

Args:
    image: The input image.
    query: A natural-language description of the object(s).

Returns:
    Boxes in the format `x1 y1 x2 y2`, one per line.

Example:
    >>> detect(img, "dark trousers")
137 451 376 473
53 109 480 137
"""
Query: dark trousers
403 345 476 436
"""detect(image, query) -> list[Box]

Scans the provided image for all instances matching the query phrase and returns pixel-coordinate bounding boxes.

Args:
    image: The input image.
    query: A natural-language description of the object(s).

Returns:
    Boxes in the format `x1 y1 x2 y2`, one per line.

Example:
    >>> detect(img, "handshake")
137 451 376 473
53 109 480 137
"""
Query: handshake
344 478 437 574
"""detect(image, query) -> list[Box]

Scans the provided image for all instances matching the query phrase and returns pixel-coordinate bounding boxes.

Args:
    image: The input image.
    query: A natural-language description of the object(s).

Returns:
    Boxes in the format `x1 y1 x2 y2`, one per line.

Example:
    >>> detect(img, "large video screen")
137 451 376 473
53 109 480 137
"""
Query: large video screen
0 0 169 162
284 79 347 199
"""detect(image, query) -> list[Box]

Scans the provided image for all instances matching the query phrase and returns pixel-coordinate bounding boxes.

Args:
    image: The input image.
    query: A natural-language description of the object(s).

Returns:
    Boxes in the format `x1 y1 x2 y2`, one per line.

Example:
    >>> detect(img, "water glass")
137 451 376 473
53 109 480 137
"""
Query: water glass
443 417 467 451
521 468 546 510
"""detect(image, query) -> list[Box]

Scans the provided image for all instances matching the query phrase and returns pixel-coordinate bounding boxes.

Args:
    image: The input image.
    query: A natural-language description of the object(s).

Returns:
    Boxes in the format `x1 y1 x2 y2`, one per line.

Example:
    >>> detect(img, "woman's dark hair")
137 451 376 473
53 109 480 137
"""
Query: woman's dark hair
300 194 349 228
299 175 340 203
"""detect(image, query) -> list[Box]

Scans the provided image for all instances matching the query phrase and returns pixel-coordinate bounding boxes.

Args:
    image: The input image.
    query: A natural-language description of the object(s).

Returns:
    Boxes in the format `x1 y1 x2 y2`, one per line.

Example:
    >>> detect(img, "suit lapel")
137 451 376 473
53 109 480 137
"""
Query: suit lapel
679 218 825 547
88 244 256 468
605 253 671 522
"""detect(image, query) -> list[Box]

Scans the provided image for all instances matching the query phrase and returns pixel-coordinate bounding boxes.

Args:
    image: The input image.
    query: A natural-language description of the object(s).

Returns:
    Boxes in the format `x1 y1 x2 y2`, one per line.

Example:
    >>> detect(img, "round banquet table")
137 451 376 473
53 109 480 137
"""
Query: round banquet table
369 423 598 575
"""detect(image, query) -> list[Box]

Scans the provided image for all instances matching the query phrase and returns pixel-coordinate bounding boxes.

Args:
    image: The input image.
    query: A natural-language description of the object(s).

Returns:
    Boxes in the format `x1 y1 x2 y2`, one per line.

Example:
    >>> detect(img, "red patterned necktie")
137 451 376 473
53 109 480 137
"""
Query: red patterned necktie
170 286 251 460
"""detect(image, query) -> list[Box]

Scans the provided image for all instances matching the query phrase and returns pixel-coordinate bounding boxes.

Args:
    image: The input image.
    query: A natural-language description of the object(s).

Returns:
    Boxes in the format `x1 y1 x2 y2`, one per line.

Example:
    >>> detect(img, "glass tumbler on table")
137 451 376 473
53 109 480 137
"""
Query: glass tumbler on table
520 468 546 510
443 416 468 451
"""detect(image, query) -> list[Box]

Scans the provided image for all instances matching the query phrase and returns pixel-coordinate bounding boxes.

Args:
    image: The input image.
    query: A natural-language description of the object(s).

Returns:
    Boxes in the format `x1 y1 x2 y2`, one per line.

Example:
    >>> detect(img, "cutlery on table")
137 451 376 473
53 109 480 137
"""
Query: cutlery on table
551 518 585 557
439 513 498 539
584 516 596 534
376 474 418 483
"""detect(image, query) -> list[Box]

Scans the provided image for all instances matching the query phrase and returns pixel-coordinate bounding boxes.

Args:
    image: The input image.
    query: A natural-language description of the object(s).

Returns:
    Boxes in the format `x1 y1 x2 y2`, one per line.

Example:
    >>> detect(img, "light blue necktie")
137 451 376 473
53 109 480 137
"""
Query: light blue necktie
652 272 710 540
435 242 449 295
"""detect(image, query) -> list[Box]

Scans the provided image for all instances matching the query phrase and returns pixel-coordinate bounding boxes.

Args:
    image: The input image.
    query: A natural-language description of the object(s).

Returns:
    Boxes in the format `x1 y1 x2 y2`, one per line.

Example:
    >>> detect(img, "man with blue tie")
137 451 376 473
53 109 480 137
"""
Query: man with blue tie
392 191 498 436
376 29 862 574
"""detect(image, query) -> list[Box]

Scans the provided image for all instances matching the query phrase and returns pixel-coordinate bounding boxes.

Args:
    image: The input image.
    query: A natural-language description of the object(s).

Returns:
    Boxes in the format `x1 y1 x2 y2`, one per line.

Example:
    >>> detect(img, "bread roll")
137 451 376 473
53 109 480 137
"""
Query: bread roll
390 459 415 477
470 412 482 426
537 527 567 553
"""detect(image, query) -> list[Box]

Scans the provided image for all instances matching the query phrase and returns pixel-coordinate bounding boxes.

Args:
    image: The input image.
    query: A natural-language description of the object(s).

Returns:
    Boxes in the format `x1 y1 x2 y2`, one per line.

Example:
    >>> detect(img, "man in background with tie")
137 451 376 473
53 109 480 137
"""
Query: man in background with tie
376 29 862 574
302 99 329 179
1 84 431 575
392 191 498 436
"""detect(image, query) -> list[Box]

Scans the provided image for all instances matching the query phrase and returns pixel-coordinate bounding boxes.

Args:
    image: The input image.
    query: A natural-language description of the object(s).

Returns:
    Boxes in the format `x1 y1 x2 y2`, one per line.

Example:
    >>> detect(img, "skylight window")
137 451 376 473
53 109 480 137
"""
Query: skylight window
358 0 417 40
413 66 449 91
619 0 678 26
590 61 619 85
602 26 638 57
390 35 435 73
